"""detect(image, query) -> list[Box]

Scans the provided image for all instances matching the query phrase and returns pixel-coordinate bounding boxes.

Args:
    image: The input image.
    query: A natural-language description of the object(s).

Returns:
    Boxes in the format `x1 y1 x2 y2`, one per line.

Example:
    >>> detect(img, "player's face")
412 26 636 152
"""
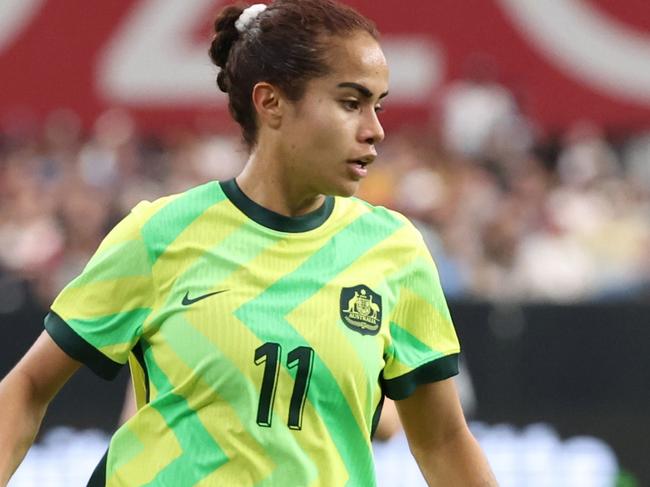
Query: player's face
279 31 389 197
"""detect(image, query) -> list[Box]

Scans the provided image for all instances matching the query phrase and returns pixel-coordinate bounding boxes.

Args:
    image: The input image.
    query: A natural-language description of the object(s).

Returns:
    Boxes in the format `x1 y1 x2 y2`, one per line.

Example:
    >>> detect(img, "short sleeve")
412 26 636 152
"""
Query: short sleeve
45 201 155 380
381 233 460 400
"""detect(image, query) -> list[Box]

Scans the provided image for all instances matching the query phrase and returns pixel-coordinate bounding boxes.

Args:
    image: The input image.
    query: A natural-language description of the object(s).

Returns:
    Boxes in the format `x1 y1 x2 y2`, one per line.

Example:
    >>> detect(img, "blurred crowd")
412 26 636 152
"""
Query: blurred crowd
363 69 650 302
1 74 649 308
11 422 622 487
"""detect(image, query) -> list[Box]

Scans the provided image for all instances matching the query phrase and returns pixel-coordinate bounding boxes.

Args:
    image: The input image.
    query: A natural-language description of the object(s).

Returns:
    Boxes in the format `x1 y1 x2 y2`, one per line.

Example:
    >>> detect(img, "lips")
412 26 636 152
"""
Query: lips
347 159 373 180
345 153 376 180
347 153 376 168
348 160 369 169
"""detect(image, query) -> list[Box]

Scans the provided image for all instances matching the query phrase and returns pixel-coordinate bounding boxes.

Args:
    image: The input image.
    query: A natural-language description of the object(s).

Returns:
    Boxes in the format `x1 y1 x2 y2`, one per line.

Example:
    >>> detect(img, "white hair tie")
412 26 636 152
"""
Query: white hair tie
235 4 267 33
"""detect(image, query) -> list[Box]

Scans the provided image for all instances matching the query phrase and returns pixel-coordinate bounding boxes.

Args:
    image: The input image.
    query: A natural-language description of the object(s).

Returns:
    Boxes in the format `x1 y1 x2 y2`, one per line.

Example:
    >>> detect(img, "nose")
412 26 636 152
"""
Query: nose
358 109 385 146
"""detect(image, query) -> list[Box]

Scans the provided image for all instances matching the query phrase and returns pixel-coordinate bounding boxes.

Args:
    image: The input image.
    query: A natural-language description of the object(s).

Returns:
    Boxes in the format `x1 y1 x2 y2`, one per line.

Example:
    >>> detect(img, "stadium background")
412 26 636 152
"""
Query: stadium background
1 0 648 485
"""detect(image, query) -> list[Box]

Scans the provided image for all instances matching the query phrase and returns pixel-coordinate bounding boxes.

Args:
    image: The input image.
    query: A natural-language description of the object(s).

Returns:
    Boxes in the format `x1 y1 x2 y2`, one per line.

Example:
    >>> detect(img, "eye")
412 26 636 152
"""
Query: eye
374 104 384 114
341 99 360 111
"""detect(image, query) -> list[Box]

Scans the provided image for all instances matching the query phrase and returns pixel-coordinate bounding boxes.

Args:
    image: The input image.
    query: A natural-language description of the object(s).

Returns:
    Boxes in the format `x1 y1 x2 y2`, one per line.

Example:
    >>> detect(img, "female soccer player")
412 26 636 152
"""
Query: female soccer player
0 1 497 485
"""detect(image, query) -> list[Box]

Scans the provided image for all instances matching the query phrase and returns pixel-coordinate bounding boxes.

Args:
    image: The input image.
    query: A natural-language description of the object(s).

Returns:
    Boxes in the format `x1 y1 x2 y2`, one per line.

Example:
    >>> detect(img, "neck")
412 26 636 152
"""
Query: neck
236 148 325 217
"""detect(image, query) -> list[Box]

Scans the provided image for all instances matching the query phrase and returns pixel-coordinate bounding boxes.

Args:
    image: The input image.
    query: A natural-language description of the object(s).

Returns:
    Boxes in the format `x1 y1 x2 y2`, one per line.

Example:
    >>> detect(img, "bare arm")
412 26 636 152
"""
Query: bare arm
119 380 137 426
0 331 81 486
373 398 401 442
396 378 497 486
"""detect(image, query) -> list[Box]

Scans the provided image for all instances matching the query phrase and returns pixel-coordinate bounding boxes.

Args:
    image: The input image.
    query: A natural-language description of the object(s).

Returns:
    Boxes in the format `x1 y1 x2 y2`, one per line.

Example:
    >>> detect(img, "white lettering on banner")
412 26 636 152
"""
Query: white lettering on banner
97 0 223 104
97 0 443 106
496 0 650 105
0 0 45 54
382 37 445 104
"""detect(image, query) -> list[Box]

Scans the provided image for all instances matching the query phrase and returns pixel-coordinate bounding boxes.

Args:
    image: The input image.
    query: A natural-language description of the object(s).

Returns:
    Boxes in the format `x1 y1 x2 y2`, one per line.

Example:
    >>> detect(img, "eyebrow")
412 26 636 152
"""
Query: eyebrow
337 82 389 100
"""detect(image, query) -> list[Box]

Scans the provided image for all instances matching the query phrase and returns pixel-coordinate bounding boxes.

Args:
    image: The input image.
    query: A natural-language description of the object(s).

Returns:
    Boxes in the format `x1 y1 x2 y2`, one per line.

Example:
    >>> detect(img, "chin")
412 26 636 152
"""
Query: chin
327 180 359 198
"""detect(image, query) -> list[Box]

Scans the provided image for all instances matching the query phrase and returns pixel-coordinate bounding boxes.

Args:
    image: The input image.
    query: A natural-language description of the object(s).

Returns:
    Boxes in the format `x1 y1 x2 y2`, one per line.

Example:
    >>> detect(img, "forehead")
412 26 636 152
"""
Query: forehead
321 32 389 93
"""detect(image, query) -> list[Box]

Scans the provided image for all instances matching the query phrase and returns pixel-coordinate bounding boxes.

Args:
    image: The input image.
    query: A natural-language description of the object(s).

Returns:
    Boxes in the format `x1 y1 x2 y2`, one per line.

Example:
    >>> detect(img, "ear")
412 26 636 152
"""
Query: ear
251 82 284 130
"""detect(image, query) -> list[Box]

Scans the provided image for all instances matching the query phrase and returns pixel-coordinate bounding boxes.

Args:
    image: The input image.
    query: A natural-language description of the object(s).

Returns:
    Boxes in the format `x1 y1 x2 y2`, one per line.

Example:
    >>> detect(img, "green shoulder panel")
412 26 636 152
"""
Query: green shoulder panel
141 181 226 263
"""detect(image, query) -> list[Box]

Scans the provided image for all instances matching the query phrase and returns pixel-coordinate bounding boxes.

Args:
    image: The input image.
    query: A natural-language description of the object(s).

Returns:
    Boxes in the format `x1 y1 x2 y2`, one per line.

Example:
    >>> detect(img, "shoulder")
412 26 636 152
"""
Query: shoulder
129 181 225 230
97 182 225 259
335 196 426 246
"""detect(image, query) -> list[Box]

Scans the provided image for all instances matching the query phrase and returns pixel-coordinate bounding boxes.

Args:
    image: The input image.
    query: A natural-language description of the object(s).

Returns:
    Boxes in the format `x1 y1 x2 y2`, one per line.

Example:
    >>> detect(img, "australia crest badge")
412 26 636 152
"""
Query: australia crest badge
340 284 382 336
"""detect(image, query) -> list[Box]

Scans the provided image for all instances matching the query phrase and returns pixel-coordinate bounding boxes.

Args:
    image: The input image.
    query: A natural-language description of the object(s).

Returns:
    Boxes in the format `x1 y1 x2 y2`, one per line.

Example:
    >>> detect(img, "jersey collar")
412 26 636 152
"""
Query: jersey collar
220 178 335 233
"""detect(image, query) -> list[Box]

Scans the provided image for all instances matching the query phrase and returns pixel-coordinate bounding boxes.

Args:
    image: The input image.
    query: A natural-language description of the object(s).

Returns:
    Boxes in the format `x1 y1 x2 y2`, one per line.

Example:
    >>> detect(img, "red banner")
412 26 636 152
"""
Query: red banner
1 0 650 133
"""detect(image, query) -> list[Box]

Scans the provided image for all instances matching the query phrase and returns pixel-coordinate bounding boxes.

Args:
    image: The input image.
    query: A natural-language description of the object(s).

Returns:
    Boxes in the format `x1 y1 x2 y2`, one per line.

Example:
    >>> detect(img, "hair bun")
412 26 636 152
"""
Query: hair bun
209 5 245 92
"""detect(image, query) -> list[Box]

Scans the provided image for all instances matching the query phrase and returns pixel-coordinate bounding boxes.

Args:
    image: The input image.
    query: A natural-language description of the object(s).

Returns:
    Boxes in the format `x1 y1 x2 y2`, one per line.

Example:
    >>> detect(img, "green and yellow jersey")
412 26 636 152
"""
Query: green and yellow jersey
45 179 460 486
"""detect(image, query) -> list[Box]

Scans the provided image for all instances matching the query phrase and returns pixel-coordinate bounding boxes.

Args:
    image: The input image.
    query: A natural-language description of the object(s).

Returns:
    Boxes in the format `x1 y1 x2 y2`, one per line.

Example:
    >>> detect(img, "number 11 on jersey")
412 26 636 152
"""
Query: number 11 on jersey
254 342 315 430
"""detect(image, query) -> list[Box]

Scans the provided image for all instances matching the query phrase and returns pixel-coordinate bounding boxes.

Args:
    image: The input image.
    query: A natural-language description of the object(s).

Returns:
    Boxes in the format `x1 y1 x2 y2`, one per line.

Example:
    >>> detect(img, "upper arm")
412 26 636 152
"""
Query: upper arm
395 380 498 486
382 230 460 400
373 398 401 441
12 331 81 405
395 378 468 453
46 202 155 379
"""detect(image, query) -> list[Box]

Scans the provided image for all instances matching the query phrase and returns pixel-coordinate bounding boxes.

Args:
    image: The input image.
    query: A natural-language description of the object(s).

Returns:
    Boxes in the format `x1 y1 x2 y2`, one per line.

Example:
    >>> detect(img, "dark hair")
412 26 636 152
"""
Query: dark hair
209 0 378 148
